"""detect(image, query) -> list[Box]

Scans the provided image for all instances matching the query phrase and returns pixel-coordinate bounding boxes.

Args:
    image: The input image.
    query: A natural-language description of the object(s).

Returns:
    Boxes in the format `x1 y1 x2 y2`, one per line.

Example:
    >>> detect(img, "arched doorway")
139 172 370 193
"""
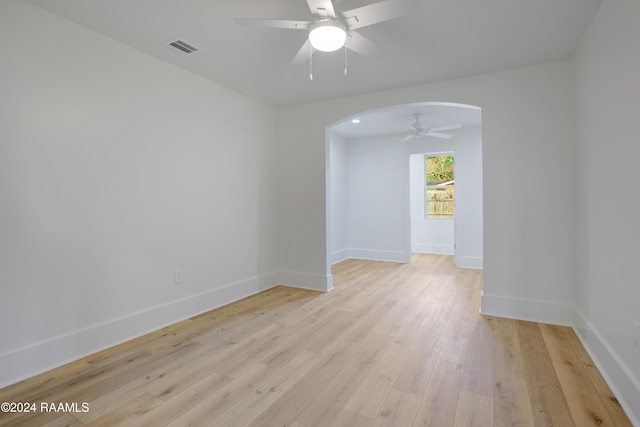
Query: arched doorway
326 102 483 272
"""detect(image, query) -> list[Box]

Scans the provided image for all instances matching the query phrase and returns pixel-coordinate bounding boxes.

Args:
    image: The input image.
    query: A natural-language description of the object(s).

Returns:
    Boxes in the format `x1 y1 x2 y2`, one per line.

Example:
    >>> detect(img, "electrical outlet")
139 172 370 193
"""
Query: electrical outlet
174 268 184 284
634 321 640 350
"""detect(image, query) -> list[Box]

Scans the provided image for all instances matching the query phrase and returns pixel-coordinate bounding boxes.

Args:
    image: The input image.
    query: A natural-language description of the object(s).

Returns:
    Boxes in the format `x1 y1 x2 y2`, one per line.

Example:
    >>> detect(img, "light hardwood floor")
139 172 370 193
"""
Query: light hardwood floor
0 254 632 426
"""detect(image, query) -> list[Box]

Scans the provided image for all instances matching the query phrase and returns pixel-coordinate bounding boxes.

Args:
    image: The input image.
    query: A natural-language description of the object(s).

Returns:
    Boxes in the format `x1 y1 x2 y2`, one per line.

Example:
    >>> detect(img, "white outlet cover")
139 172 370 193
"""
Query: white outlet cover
174 268 184 284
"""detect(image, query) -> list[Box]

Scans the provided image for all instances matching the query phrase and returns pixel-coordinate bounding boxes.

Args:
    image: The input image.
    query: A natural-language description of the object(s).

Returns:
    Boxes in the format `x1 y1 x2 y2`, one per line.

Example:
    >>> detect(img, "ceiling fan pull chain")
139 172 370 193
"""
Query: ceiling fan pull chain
309 42 313 81
344 46 348 76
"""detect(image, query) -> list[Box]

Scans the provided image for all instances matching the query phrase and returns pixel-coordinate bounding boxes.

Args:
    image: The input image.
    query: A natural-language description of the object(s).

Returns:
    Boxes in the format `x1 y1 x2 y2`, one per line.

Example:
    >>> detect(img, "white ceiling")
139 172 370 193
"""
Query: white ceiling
24 0 601 137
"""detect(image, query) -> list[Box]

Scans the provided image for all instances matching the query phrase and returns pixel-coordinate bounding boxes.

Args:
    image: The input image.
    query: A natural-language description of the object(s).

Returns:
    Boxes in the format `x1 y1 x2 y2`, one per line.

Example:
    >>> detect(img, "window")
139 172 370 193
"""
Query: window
425 154 455 219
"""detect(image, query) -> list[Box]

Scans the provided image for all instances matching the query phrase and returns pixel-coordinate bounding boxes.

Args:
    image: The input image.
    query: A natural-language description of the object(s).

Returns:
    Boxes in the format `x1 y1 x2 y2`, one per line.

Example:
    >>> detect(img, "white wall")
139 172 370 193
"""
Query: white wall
277 59 575 323
574 0 640 422
329 134 349 263
0 0 278 387
346 134 411 263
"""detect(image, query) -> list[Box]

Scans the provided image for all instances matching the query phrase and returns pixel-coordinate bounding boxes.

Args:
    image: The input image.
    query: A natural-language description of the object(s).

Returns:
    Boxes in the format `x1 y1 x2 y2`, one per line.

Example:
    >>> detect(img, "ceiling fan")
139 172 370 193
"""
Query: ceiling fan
400 113 462 142
235 0 419 66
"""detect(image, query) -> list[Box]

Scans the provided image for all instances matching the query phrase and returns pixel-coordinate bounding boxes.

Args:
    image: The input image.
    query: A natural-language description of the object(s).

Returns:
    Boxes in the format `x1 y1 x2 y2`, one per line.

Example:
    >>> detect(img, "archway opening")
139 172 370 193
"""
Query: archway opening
326 102 483 278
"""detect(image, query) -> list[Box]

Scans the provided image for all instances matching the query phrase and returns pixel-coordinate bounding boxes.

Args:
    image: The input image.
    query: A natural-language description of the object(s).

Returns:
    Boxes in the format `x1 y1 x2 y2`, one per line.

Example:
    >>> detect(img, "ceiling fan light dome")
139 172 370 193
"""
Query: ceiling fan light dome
309 21 346 52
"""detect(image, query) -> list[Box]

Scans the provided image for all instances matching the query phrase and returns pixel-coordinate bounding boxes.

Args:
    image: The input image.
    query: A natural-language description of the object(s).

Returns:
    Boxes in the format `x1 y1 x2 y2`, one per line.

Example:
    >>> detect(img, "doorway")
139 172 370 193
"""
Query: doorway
410 152 456 256
327 102 483 269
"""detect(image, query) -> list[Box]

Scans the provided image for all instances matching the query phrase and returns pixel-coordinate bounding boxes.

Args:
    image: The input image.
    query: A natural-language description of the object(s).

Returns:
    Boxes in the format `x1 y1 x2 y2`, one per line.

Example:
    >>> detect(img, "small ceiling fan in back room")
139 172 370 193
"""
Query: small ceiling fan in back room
401 113 462 142
235 0 419 79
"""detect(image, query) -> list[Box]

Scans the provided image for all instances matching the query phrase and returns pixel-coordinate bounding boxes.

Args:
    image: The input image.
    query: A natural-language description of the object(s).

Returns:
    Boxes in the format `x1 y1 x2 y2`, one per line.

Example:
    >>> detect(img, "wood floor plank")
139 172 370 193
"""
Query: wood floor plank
553 361 618 427
372 388 422 427
374 293 425 338
85 392 163 427
64 342 204 405
21 361 96 390
0 254 632 427
302 310 362 355
516 321 576 427
245 340 361 427
431 276 474 366
343 293 400 344
393 350 438 396
453 390 494 427
600 395 635 427
295 334 389 426
566 332 612 393
461 316 495 396
207 350 322 427
548 324 633 426
0 349 156 427
492 317 534 427
412 359 464 427
95 367 228 427
344 342 410 418
157 363 271 427
2 349 153 406
540 323 579 365
256 311 342 369
74 346 232 423
326 410 374 427
40 413 84 427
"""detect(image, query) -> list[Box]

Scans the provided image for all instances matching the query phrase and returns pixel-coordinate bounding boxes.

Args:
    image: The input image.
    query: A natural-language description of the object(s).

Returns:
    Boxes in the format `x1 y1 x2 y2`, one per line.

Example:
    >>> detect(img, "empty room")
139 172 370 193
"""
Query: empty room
1 0 639 425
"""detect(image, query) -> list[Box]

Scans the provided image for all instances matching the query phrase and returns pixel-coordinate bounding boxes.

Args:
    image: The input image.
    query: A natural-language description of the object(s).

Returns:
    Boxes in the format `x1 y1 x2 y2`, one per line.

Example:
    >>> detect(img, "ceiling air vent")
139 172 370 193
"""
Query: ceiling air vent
165 39 200 55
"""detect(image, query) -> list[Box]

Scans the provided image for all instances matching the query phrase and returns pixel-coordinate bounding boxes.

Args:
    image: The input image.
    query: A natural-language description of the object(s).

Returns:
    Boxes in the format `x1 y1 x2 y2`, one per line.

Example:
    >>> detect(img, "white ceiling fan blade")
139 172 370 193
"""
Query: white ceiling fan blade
307 0 336 18
424 132 453 139
343 0 419 30
428 124 462 132
345 31 385 59
400 134 415 142
234 18 310 30
292 39 314 64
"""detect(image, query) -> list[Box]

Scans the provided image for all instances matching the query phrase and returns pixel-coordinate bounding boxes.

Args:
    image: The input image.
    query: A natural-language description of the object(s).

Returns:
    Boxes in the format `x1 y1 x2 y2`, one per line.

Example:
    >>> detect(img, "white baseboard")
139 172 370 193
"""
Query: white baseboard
411 243 454 255
277 270 333 292
0 268 335 388
331 249 350 265
333 248 482 270
348 248 411 263
479 292 573 326
572 309 640 426
458 256 483 269
0 272 281 388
